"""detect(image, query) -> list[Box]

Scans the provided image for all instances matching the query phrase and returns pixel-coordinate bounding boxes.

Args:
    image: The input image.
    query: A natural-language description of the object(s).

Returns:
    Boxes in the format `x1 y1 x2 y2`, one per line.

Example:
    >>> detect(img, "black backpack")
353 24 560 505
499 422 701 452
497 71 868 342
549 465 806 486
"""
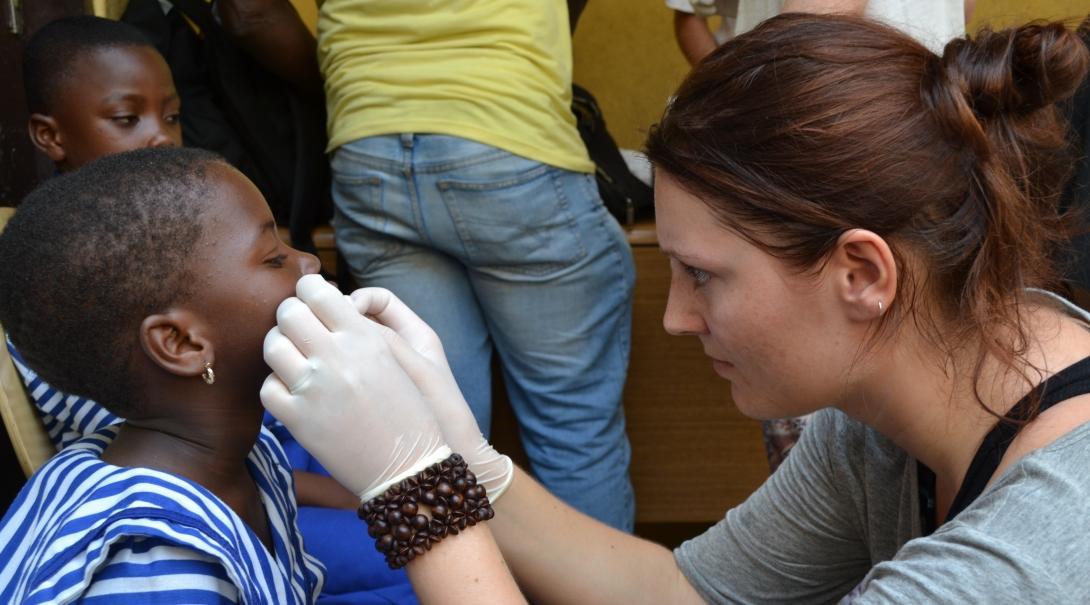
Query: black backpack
121 0 331 251
571 83 654 226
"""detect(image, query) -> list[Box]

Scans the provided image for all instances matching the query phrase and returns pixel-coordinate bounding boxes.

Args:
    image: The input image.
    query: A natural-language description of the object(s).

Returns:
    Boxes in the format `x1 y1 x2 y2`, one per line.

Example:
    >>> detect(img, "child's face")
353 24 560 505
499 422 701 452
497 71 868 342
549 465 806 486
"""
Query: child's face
43 45 182 170
189 165 321 389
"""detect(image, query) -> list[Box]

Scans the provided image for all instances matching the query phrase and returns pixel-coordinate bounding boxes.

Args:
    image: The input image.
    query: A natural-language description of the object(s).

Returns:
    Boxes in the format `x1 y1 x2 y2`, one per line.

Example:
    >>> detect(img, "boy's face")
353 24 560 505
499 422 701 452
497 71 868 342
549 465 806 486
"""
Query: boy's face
189 165 321 390
30 45 182 171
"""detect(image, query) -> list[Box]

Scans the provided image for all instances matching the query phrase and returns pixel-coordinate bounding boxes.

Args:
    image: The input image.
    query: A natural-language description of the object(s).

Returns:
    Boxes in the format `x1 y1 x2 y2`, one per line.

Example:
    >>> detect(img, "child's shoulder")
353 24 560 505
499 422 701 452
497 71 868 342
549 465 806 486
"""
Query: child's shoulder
0 425 310 604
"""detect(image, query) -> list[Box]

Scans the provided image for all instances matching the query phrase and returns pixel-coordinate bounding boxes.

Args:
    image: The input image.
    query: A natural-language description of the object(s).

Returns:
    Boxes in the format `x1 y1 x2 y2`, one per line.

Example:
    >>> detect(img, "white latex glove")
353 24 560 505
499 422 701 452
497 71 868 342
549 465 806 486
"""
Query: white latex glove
350 287 514 501
261 274 451 502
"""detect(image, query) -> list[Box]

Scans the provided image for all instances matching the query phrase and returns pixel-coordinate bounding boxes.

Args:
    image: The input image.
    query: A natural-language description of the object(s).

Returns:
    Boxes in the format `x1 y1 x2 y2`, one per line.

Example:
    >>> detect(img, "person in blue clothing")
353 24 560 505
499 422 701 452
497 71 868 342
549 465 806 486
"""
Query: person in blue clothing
11 16 416 603
0 147 327 602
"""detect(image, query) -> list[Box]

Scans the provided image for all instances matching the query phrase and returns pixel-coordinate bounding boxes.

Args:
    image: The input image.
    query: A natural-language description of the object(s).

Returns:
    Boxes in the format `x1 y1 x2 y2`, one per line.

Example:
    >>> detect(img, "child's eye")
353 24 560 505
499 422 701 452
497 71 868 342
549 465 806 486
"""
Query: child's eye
165 113 181 125
683 263 711 286
111 115 138 126
266 254 287 268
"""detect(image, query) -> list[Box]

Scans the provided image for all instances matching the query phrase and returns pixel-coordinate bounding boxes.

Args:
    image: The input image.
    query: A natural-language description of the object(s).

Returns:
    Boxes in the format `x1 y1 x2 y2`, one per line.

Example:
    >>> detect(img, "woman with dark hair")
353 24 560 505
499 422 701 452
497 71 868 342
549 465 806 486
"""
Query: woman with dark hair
260 13 1090 603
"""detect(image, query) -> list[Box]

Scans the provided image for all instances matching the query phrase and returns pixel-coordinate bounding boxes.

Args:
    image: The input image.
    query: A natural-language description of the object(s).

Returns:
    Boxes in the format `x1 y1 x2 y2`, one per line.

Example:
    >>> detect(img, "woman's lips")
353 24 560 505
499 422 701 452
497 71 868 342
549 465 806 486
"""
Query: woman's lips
710 357 734 376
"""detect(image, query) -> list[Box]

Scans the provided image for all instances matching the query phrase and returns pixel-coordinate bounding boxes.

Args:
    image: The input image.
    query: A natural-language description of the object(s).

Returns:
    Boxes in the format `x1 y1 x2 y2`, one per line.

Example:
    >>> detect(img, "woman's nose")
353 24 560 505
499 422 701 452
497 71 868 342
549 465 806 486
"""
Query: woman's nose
662 280 706 336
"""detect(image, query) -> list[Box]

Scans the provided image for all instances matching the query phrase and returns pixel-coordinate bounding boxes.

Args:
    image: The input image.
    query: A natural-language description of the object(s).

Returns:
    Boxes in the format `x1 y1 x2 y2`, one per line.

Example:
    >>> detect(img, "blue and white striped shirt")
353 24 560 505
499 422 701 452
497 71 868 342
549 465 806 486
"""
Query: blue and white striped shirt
0 425 326 603
6 338 121 450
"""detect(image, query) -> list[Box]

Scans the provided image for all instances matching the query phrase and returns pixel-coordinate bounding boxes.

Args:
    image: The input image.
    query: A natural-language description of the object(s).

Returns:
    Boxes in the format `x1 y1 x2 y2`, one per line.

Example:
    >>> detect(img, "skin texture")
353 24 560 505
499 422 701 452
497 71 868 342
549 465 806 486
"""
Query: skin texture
28 45 182 171
100 164 320 548
655 171 881 420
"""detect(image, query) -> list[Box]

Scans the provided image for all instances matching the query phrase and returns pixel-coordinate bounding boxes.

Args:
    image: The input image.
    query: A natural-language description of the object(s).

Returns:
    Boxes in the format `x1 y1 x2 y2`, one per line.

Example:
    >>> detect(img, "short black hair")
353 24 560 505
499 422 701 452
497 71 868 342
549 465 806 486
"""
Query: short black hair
0 147 226 417
23 16 155 115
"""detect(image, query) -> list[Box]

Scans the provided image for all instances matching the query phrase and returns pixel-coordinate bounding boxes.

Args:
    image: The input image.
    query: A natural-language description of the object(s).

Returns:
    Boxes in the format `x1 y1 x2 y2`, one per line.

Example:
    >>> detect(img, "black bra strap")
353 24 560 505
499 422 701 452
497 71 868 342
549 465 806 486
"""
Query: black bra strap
943 355 1090 522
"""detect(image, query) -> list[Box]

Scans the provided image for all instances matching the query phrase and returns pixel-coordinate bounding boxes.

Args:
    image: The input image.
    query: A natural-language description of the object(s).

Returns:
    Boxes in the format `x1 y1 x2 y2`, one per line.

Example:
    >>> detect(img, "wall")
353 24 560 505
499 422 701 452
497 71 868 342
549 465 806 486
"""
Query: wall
571 0 1090 151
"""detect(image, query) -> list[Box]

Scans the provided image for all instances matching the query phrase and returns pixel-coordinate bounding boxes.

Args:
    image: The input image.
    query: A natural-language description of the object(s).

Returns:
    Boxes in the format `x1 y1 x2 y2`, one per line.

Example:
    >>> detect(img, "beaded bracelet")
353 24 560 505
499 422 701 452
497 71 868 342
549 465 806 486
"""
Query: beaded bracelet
358 453 495 569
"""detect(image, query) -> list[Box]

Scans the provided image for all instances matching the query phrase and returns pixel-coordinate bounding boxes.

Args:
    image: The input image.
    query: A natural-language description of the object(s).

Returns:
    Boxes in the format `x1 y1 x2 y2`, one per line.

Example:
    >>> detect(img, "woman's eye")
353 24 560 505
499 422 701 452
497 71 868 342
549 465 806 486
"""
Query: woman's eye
683 263 711 286
266 254 287 268
165 113 181 125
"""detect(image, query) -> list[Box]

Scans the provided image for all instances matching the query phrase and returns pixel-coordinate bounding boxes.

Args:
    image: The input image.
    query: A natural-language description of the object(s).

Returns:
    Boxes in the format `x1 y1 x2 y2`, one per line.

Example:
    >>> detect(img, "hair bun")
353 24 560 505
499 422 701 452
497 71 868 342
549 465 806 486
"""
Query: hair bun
939 21 1088 119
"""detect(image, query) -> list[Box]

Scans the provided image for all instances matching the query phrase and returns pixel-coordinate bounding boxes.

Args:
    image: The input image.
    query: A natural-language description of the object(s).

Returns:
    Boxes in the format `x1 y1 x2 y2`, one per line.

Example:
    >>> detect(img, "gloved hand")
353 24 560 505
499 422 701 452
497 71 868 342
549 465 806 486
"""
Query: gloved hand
349 287 514 501
261 274 451 502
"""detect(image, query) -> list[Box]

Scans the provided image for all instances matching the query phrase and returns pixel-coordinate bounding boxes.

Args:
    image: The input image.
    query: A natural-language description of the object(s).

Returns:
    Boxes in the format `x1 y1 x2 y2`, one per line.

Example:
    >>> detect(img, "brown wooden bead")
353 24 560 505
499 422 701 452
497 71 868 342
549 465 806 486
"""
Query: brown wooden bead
393 523 413 541
361 453 495 570
431 504 449 520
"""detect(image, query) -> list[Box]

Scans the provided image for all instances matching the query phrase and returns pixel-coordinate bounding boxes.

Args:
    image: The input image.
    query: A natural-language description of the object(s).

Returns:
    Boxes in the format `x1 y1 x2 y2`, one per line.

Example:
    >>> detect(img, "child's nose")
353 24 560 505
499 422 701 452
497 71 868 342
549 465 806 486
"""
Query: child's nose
147 130 177 148
297 251 321 276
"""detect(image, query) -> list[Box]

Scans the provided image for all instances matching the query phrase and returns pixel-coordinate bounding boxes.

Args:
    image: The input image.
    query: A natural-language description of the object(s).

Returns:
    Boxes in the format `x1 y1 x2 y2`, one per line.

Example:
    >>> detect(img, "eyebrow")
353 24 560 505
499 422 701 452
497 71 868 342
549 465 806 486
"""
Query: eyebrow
100 91 181 104
658 245 700 264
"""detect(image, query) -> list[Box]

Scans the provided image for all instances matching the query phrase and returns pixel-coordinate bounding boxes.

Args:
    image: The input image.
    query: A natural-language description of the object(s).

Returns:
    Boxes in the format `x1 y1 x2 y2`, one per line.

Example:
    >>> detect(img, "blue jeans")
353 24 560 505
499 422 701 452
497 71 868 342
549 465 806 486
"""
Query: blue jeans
331 134 636 530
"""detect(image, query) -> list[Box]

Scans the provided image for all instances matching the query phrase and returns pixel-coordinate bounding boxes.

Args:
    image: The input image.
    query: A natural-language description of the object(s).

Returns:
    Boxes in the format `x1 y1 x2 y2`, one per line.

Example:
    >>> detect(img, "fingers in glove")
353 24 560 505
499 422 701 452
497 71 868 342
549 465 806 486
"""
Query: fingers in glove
263 326 315 393
296 273 368 333
350 287 445 359
260 372 297 423
276 296 336 357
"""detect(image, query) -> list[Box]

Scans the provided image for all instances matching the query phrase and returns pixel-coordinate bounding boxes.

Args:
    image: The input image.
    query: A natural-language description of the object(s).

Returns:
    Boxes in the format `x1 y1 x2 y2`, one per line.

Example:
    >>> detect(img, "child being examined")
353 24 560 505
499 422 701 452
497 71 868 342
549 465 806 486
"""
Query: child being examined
8 17 417 601
0 148 326 602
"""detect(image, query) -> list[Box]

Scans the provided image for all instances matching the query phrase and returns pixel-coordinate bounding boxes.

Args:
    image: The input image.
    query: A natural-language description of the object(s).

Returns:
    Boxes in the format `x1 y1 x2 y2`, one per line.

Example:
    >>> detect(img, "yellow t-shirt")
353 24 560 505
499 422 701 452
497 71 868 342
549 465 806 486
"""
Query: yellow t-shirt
316 0 594 173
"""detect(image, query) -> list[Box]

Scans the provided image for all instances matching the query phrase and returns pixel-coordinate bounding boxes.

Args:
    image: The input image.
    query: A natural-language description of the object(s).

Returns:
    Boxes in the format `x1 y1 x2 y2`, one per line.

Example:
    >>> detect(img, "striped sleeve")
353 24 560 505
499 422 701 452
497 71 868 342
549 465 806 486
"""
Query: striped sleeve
75 537 240 604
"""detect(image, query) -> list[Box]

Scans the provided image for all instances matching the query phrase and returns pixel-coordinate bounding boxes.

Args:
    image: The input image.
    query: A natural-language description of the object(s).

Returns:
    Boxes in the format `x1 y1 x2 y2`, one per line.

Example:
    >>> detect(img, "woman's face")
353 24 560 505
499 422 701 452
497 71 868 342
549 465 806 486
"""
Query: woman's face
655 171 861 419
190 165 321 388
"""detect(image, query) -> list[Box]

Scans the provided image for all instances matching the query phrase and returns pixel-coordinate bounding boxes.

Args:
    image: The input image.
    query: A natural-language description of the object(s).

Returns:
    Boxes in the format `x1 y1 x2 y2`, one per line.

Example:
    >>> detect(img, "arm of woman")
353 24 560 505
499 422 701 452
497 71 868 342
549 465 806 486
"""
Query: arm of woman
406 523 528 604
489 467 704 605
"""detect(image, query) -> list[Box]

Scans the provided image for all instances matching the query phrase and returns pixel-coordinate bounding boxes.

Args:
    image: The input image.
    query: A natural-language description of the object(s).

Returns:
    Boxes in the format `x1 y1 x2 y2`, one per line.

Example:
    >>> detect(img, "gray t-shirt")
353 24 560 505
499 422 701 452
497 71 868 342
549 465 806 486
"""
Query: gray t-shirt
675 406 1090 603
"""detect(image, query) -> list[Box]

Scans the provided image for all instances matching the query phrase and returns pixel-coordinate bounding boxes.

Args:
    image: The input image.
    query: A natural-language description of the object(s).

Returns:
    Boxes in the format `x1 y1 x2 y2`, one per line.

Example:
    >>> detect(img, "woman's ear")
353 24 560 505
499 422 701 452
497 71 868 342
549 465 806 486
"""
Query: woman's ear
140 310 213 379
827 229 897 322
27 114 67 164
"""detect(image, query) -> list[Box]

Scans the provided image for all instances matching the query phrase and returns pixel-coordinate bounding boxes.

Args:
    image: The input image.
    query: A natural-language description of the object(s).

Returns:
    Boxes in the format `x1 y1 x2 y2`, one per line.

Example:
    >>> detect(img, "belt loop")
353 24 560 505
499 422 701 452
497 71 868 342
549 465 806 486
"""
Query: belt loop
400 133 414 149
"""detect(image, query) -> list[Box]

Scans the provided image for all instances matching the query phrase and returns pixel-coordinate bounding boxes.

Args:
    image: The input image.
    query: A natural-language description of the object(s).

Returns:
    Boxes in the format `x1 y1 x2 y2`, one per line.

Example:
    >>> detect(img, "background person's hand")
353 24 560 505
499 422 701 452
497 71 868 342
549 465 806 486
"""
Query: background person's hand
350 287 514 500
261 275 451 502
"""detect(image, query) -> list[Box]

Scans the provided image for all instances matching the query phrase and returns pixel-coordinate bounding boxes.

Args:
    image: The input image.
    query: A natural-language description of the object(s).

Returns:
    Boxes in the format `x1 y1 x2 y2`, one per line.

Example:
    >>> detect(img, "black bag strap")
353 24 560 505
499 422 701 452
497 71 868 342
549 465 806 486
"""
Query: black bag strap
919 354 1090 533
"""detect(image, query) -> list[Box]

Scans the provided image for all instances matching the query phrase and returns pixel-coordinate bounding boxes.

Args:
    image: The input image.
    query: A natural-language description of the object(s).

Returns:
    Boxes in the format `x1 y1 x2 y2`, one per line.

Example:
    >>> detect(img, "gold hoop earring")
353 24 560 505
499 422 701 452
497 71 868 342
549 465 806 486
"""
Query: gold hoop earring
877 300 884 315
202 361 216 385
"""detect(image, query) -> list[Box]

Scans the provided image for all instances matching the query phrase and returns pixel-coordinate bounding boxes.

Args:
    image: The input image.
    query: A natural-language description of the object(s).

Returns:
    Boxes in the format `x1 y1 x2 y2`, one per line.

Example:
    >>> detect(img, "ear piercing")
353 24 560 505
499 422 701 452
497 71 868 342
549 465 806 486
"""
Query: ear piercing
202 361 216 385
877 300 884 316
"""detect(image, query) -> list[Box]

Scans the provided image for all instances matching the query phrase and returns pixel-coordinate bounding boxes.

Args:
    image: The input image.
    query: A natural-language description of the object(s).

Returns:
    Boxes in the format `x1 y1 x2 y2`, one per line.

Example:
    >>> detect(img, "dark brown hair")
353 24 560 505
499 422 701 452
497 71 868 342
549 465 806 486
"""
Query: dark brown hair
646 13 1089 419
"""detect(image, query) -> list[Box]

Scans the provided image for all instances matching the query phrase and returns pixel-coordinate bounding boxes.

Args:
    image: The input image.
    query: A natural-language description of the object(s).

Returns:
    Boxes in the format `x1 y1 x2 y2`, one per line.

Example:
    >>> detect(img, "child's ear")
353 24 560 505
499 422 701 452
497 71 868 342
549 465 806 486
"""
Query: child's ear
140 310 214 379
27 114 67 164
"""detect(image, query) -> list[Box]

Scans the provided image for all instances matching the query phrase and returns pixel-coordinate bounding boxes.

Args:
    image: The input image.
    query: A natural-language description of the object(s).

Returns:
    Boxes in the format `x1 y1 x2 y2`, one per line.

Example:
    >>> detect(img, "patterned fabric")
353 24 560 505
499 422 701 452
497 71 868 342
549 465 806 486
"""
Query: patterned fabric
761 415 811 472
0 425 325 604
6 337 121 450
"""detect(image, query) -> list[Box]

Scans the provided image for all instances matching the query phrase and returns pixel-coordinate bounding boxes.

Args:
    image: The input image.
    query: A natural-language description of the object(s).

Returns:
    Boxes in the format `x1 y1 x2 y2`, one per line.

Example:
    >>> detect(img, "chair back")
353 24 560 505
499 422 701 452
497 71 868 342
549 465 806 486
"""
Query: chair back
0 207 55 476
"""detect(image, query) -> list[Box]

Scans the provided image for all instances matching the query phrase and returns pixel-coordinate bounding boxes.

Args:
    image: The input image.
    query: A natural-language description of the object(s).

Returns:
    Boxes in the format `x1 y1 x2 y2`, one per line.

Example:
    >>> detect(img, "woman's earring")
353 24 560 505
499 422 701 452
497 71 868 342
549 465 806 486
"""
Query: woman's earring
877 300 884 316
201 361 216 385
